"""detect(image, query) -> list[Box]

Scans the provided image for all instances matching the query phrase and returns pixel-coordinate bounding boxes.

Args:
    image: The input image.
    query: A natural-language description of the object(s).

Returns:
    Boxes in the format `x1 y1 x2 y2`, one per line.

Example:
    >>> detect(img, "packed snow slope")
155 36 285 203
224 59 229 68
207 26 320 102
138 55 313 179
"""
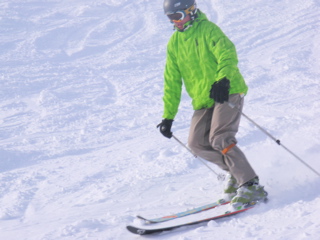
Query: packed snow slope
0 0 320 239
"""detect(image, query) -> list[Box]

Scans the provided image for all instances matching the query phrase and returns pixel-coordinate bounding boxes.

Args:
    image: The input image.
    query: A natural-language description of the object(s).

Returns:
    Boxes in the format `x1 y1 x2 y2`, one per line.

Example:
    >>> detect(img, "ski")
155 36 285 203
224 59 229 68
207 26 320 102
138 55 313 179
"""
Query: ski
136 199 230 224
127 202 256 235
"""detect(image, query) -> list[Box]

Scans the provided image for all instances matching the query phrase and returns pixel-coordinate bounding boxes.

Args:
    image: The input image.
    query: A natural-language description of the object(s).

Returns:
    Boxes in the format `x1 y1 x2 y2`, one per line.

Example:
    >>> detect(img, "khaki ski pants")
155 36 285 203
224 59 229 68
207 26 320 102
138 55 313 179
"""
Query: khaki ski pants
188 94 257 186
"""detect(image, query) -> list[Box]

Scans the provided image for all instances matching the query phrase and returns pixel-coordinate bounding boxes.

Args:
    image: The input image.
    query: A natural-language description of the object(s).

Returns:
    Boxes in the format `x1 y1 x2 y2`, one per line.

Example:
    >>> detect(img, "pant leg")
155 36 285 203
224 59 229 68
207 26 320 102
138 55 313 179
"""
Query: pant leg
188 94 257 186
209 94 257 186
188 107 229 171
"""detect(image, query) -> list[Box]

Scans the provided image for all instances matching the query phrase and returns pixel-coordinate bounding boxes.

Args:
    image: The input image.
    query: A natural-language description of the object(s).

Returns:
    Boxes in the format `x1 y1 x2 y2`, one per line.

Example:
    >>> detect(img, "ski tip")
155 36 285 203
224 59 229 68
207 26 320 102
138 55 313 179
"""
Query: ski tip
136 215 146 220
126 225 147 235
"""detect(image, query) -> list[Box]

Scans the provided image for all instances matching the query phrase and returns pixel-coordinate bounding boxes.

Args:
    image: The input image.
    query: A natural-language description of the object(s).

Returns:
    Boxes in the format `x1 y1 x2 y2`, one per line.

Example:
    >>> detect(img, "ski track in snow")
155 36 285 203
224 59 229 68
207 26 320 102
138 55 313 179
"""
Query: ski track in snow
0 0 320 239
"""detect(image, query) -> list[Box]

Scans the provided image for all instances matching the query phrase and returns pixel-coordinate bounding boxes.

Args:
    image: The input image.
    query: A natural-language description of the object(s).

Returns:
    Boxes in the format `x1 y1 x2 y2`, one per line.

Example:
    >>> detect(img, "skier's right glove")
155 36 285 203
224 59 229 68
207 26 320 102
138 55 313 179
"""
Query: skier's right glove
157 119 173 139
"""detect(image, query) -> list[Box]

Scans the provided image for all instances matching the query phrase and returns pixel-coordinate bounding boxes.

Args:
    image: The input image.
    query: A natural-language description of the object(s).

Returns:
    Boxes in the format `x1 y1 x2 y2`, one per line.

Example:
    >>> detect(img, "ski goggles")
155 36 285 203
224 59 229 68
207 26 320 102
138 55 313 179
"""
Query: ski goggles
166 4 196 22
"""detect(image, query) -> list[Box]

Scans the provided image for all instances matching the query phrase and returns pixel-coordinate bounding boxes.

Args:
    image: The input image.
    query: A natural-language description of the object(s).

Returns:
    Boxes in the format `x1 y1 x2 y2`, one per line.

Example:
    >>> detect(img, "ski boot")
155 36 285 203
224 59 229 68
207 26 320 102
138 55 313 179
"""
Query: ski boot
230 177 268 210
219 173 238 203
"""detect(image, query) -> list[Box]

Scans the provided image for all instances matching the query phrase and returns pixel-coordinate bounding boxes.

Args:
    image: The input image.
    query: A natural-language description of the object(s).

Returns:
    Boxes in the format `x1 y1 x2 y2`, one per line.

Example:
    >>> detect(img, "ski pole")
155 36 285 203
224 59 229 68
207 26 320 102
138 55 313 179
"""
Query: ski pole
172 134 226 181
228 101 320 178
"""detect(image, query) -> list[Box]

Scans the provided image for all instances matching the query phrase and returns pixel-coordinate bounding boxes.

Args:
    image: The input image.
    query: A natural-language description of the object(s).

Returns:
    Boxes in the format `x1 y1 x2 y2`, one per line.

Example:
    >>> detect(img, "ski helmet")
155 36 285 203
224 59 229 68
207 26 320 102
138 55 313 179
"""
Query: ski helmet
163 0 196 15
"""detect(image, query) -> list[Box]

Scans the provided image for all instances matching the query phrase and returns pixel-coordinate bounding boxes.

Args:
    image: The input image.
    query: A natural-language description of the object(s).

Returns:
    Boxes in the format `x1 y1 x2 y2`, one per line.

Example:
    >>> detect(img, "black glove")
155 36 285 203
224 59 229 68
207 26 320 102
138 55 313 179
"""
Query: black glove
157 119 173 138
209 77 230 104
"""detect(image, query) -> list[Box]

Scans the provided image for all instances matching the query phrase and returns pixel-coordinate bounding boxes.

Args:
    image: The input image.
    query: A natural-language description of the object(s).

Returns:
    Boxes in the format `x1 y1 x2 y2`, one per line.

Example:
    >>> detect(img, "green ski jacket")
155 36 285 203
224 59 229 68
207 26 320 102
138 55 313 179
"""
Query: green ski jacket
163 10 248 120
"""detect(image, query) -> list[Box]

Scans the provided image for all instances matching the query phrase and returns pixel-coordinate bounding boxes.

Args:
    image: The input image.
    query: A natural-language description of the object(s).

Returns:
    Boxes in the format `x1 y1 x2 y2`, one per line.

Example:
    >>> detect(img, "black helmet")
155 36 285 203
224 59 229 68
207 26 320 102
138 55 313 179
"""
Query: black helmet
163 0 196 15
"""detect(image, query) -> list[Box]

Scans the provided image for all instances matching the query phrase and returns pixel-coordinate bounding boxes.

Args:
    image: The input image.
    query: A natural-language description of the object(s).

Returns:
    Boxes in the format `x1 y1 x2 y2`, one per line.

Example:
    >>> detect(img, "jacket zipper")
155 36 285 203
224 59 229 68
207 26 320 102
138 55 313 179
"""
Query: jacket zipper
195 39 200 57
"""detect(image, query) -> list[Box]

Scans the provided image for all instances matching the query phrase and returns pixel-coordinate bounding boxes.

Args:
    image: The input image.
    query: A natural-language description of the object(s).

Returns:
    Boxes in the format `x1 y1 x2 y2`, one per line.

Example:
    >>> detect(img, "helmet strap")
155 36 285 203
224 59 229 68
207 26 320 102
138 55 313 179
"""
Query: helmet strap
190 6 198 21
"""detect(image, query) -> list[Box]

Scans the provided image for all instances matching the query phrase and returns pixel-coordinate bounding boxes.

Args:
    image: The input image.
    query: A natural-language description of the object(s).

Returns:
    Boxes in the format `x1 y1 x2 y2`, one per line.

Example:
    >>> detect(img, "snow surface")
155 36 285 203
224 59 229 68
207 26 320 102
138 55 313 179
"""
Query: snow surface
0 0 320 239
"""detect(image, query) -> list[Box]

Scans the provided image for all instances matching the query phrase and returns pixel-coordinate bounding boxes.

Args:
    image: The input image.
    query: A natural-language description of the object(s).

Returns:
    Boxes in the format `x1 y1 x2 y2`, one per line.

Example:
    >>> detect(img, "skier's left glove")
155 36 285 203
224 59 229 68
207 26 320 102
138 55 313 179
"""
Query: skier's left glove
209 77 230 104
157 119 173 139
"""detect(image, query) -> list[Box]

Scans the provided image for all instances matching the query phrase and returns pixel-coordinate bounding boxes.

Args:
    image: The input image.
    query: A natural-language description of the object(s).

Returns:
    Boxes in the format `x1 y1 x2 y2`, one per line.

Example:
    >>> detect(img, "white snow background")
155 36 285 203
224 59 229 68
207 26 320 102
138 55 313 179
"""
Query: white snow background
0 0 320 239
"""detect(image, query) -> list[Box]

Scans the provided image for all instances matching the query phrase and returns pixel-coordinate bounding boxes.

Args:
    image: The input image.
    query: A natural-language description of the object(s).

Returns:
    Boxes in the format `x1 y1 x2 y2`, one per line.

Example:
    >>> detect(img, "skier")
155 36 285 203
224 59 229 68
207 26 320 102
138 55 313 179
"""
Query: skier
157 0 268 210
